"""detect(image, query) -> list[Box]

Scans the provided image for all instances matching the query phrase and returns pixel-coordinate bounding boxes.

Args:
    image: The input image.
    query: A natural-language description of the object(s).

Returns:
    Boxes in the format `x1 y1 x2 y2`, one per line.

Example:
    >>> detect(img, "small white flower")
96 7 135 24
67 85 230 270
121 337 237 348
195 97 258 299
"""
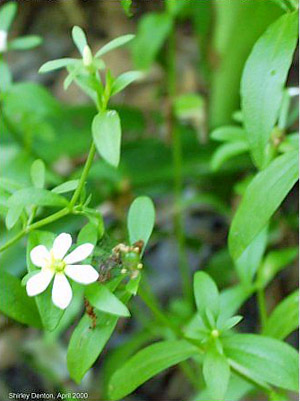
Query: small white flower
26 233 99 309
0 30 8 53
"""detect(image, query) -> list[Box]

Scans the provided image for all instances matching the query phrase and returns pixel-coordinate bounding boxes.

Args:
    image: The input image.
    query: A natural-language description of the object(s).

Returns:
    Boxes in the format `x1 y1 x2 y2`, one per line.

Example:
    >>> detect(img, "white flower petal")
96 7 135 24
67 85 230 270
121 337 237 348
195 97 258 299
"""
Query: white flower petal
64 243 94 264
30 245 50 268
52 233 72 260
52 273 72 309
65 264 99 284
26 269 54 296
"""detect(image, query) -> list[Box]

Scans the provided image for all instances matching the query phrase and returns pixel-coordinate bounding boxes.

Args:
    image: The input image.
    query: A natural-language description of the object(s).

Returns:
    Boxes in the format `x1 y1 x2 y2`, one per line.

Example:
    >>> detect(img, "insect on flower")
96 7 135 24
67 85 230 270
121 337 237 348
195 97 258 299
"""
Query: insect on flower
25 233 99 309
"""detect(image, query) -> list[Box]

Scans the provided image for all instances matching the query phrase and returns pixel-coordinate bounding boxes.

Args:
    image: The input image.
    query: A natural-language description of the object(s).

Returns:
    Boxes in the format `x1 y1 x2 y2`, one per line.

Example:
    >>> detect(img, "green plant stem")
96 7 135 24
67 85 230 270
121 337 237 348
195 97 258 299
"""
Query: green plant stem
257 288 267 330
70 142 96 208
167 25 191 303
0 207 70 252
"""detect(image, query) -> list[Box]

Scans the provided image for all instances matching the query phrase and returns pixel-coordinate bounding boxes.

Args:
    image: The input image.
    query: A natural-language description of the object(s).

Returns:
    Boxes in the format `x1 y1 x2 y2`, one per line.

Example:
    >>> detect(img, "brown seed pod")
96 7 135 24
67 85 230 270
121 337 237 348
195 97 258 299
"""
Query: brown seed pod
84 298 97 329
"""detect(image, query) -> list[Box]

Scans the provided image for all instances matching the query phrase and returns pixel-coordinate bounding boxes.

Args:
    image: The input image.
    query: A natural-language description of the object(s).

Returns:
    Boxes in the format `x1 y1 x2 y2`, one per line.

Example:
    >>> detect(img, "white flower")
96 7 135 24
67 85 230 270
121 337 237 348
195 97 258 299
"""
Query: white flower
0 30 8 53
26 233 99 309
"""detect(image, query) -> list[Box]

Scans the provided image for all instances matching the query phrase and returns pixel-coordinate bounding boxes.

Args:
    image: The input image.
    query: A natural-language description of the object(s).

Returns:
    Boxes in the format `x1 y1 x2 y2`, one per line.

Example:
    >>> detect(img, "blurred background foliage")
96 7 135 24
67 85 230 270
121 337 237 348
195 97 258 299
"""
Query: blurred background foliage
0 1 298 400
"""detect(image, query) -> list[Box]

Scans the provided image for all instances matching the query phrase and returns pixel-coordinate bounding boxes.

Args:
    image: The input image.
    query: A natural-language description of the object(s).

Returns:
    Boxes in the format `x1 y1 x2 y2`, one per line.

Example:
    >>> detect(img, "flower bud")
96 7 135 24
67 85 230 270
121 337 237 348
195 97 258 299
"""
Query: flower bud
83 45 93 67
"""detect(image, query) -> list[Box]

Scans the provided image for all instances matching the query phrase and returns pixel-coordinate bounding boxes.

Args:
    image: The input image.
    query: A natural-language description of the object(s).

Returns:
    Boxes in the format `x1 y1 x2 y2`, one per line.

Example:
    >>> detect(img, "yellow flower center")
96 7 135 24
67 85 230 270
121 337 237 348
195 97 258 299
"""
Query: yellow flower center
46 251 66 273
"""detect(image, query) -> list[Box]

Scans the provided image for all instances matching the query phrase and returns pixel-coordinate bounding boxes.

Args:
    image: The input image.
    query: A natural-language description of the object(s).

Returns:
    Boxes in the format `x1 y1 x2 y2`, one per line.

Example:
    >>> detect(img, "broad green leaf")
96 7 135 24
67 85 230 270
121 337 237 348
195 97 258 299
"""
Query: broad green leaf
0 60 12 91
95 34 135 58
127 196 155 249
241 12 298 168
211 126 247 142
39 58 78 73
92 110 121 167
111 71 143 96
72 26 87 55
193 271 220 321
85 283 130 317
229 150 299 260
132 13 172 70
264 290 299 340
0 270 42 328
211 141 249 171
0 2 17 31
235 226 268 284
203 348 230 400
77 222 98 245
257 247 298 288
27 231 64 331
223 334 299 392
108 340 197 400
8 35 42 50
67 293 131 383
5 203 23 230
8 187 67 208
52 179 79 194
31 159 45 189
120 0 133 17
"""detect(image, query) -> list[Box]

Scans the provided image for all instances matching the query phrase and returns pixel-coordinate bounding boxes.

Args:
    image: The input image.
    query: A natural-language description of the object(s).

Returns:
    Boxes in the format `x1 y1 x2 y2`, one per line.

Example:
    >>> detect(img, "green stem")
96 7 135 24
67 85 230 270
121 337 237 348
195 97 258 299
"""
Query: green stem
70 142 96 208
257 288 267 331
167 25 191 303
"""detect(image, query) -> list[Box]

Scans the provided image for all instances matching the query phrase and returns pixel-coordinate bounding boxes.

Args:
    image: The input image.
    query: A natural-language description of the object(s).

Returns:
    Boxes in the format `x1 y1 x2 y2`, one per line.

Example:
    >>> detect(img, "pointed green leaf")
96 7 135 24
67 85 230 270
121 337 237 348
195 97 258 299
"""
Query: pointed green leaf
111 71 143 96
127 196 155 249
52 179 79 194
108 340 197 400
203 348 230 400
211 141 249 171
194 271 220 321
31 159 45 189
39 58 78 73
241 12 298 168
229 150 299 260
8 35 42 50
95 34 135 58
8 187 67 208
0 2 17 31
72 26 87 55
5 203 23 230
92 110 122 167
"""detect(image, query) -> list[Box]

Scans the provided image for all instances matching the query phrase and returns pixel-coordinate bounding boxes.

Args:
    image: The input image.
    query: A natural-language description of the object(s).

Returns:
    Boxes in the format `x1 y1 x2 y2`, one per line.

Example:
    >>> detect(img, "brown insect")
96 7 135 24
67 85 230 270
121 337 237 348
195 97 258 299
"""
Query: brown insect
84 298 97 329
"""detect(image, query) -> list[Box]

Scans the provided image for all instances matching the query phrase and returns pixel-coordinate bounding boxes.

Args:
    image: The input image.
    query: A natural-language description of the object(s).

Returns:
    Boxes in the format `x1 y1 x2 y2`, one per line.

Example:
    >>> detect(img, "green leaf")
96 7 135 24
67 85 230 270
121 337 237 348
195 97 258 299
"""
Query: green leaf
111 71 143 96
95 34 135 58
0 2 17 31
132 13 173 70
211 142 249 171
0 270 42 328
0 60 12 91
8 35 42 50
166 0 189 16
52 179 79 194
223 334 299 392
85 283 130 317
72 26 87 55
31 159 45 189
211 126 247 142
27 231 64 331
67 293 131 383
229 150 299 260
126 274 141 295
257 247 298 288
92 110 121 167
8 187 67 208
5 203 23 230
235 226 268 284
220 284 254 319
77 222 98 246
264 290 299 340
39 58 78 73
203 348 230 400
121 0 133 17
241 12 298 168
108 340 197 400
194 271 220 321
127 196 155 249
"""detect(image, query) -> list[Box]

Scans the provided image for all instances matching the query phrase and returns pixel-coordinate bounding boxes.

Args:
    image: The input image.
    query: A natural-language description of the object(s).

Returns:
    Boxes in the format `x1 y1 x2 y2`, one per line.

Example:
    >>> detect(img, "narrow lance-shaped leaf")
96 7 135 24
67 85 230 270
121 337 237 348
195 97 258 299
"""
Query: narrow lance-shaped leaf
223 334 299 392
193 271 220 321
8 187 68 208
92 110 121 168
95 34 135 58
127 196 155 250
111 71 143 96
72 26 87 55
241 12 298 168
39 58 78 74
0 2 17 31
31 159 45 189
203 348 230 400
8 35 42 51
264 290 299 340
229 150 299 260
108 340 197 400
